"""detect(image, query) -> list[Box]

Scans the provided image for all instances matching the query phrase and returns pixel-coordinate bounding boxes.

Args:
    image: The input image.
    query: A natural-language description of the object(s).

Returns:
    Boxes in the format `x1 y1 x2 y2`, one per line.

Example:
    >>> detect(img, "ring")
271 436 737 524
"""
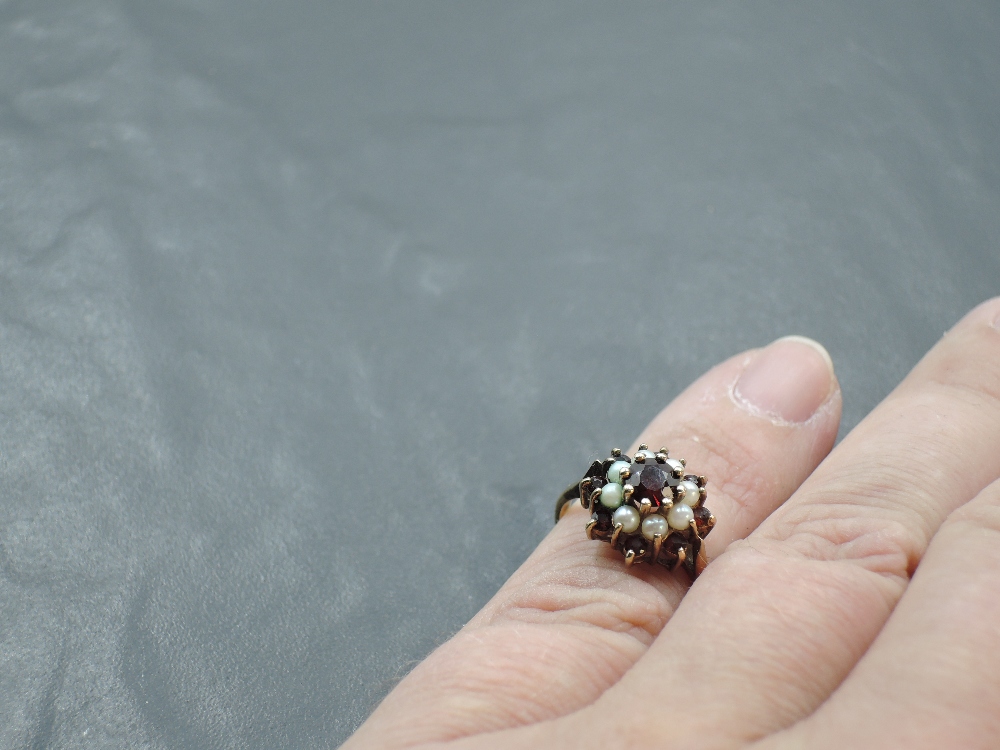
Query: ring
556 445 716 578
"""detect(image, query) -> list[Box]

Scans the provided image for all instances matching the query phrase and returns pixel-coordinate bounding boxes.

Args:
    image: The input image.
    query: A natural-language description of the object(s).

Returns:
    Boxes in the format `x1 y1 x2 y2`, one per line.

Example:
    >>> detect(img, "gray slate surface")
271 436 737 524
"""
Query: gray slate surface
0 1 998 747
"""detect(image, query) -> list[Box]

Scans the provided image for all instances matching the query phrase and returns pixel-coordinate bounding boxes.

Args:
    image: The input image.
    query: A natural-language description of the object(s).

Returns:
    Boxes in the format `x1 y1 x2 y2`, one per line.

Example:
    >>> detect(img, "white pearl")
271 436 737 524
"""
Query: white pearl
667 503 694 530
612 505 641 533
606 460 630 484
641 514 668 540
599 483 624 509
677 480 701 506
664 458 684 485
635 449 657 462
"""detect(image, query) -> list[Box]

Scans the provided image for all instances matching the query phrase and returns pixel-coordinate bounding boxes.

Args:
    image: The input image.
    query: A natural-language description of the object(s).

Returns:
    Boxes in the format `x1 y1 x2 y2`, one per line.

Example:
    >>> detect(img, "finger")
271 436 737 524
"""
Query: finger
584 298 1000 748
343 338 841 750
765 476 1000 749
626 335 841 564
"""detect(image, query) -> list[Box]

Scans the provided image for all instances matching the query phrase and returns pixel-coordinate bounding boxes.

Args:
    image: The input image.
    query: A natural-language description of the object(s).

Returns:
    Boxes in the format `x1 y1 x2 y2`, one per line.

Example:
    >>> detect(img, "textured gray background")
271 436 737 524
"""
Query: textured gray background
0 0 998 747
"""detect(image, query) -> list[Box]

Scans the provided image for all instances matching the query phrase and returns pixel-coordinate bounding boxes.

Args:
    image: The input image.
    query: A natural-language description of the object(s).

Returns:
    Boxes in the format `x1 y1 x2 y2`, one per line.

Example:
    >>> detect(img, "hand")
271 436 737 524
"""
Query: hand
344 299 1000 749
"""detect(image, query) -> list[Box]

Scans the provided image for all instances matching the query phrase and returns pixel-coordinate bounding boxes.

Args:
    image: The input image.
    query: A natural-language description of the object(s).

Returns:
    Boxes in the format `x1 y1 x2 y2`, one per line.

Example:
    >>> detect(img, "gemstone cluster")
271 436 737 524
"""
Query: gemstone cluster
579 445 715 577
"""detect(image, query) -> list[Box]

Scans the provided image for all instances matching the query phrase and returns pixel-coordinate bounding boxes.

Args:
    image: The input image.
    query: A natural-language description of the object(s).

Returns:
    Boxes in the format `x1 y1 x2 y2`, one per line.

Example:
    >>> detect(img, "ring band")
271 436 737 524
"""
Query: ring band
556 445 715 578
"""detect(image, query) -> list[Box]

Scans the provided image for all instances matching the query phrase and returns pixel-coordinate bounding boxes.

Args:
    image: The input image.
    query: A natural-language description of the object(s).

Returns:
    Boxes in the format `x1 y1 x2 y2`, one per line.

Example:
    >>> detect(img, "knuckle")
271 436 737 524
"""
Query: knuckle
946 482 1000 537
768 486 925 581
780 512 916 580
917 320 1000 406
487 553 678 644
762 437 974 581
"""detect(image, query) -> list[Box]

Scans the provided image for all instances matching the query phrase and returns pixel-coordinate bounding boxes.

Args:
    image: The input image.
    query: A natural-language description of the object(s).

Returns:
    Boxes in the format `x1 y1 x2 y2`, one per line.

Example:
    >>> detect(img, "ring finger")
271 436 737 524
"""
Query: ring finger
344 336 841 749
582 297 1000 749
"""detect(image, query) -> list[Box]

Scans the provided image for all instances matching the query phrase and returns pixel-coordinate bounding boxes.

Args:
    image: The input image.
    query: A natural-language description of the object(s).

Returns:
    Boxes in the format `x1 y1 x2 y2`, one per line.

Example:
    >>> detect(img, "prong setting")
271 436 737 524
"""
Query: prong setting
566 448 714 578
611 522 624 546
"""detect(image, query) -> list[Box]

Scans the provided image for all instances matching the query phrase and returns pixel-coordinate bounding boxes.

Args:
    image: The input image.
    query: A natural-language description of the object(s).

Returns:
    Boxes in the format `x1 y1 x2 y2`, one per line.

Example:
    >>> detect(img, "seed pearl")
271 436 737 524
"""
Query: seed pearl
641 514 668 540
635 449 657 463
600 482 624 509
606 460 630 484
612 505 641 534
667 503 694 530
677 480 701 506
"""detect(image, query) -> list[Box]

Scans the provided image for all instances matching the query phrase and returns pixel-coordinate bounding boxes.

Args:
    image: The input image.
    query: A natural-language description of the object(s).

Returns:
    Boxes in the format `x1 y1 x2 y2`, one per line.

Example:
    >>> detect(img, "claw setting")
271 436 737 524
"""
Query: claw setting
577 444 715 578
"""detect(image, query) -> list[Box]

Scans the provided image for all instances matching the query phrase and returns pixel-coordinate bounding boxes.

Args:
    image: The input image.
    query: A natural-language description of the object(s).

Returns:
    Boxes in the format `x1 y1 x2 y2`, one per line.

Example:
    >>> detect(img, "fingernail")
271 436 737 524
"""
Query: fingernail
733 336 835 424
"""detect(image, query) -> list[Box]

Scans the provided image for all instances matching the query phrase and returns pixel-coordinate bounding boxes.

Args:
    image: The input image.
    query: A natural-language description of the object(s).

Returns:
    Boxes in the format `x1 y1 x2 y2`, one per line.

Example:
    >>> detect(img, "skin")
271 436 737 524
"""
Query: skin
343 298 1000 750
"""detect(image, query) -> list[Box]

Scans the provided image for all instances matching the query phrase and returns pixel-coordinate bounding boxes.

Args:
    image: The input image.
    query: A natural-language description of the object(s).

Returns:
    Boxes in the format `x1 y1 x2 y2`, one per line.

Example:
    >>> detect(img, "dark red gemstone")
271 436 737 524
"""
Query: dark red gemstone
581 460 606 500
682 541 699 577
668 535 689 556
584 460 604 480
592 510 613 533
623 536 646 556
694 505 714 537
628 463 666 508
655 534 684 567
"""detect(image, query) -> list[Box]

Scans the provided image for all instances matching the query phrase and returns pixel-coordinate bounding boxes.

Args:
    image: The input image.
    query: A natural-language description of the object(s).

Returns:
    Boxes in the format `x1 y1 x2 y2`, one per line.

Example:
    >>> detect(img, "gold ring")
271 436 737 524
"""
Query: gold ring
556 445 715 578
